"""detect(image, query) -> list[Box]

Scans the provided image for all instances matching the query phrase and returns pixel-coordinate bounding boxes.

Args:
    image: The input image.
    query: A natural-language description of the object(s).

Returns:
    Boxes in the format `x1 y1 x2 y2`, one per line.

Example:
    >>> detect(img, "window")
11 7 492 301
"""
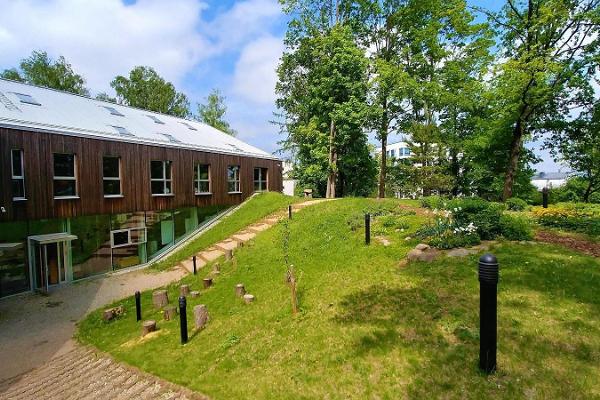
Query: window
227 165 241 193
53 153 77 198
390 149 396 158
103 156 122 197
160 133 181 143
11 149 25 200
254 167 268 192
12 92 41 106
180 121 197 131
110 227 147 248
195 164 211 194
102 106 124 116
150 160 173 195
110 125 134 137
147 115 164 124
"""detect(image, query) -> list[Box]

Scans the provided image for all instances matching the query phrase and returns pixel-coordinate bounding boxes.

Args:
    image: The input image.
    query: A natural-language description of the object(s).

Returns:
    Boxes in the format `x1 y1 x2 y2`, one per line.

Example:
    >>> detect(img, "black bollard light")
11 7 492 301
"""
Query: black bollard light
192 255 197 275
288 204 292 219
179 296 188 344
135 291 141 322
478 253 499 374
542 187 549 208
365 213 371 245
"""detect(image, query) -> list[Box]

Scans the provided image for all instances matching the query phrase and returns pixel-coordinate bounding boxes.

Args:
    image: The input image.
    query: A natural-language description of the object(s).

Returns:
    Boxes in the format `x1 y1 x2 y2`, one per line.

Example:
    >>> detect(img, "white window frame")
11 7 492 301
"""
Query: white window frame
254 167 268 192
103 156 123 198
195 164 211 195
227 165 241 194
11 149 26 201
53 153 79 199
150 160 173 196
110 227 147 248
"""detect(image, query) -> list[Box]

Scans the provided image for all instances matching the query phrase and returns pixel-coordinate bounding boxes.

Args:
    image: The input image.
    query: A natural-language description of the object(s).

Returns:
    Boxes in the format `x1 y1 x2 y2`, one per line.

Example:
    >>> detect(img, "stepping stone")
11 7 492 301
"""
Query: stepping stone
264 217 280 225
198 248 224 262
214 240 239 252
247 223 271 233
179 258 206 273
232 231 256 243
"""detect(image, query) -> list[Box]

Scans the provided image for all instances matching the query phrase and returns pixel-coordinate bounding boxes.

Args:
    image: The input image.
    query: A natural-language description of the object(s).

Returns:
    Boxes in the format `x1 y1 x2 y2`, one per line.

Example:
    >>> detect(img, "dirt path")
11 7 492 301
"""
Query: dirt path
535 230 600 257
0 266 186 382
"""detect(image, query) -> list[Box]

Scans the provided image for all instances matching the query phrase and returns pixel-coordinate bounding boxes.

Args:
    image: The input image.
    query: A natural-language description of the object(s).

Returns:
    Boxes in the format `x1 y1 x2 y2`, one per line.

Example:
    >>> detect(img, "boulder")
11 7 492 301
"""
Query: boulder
418 248 441 262
447 248 476 258
415 243 430 251
407 249 423 261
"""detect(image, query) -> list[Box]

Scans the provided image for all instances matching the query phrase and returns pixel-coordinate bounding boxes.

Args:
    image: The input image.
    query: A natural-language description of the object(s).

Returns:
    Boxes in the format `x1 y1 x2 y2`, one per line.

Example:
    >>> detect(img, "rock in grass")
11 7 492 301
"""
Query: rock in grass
152 290 168 309
103 309 115 322
141 320 156 337
407 249 423 261
415 243 430 251
193 305 209 330
446 248 476 257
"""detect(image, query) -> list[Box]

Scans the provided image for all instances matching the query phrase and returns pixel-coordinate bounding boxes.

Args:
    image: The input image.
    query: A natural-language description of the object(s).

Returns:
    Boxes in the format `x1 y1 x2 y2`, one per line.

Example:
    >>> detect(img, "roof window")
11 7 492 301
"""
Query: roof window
110 125 134 137
12 92 41 106
102 106 124 116
147 115 164 124
180 121 198 131
160 133 181 143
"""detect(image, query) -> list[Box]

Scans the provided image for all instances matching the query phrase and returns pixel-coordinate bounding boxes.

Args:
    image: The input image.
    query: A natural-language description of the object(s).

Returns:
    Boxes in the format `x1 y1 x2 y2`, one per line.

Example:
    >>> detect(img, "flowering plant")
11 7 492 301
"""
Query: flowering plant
416 208 481 249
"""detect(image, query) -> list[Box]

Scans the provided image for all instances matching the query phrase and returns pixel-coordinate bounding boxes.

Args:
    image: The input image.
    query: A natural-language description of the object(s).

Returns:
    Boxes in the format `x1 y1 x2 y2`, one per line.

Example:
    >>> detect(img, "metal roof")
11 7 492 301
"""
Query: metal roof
0 78 277 160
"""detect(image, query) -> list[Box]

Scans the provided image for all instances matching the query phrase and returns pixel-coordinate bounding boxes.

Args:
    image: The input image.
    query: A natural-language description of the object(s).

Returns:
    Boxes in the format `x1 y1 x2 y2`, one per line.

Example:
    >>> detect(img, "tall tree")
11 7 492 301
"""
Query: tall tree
196 89 237 136
478 0 600 200
110 66 190 118
1 50 89 96
277 20 375 197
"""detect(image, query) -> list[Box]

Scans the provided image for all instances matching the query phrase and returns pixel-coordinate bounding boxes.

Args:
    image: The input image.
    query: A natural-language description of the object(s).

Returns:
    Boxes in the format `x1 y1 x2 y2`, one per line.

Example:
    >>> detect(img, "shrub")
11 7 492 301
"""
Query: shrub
428 231 480 250
505 197 528 211
416 209 481 249
446 198 504 240
533 203 600 236
499 214 533 241
420 196 446 210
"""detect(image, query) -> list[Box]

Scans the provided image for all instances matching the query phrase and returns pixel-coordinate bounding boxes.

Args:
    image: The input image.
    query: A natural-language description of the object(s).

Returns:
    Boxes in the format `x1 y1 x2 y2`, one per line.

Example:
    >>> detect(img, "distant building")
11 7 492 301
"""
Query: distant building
531 172 569 190
0 78 282 298
376 141 412 161
282 162 296 196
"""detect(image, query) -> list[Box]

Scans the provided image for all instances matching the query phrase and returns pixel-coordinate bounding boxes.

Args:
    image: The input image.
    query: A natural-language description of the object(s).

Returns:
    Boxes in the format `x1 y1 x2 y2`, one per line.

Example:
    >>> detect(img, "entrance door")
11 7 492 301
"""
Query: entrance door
34 242 67 292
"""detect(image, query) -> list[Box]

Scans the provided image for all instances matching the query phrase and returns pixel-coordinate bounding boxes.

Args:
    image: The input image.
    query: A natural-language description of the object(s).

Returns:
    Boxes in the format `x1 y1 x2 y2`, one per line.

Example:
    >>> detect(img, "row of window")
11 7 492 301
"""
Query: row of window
9 149 269 201
386 148 411 158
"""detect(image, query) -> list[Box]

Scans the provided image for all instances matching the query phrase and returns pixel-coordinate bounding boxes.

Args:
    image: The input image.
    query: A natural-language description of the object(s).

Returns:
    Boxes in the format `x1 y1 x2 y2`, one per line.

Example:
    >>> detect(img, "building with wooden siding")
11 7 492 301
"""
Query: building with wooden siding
0 79 282 298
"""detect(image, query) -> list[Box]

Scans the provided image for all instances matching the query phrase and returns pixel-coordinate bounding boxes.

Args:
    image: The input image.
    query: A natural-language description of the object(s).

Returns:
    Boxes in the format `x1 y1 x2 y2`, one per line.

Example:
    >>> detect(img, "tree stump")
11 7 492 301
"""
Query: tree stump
203 278 213 289
103 309 115 322
213 263 220 272
180 284 190 297
225 249 233 261
193 304 209 330
235 284 246 297
141 320 156 336
163 305 178 321
152 290 168 309
190 290 200 298
243 294 255 304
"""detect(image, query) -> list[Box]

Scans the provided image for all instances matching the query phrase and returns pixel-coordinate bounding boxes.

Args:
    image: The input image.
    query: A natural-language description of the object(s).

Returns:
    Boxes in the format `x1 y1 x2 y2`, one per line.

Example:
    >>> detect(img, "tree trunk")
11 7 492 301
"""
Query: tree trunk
378 100 389 199
326 119 337 198
502 119 525 201
583 179 593 202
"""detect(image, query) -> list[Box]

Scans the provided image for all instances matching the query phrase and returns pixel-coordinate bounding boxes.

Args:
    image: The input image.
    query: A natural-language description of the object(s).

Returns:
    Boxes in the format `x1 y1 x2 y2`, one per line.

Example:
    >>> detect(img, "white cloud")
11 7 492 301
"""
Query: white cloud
232 35 283 105
0 0 211 92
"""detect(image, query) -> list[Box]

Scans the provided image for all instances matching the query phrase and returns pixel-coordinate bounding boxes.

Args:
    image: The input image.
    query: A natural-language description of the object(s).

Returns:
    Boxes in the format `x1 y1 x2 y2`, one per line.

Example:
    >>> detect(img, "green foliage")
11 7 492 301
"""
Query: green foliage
196 89 237 136
111 66 190 117
505 197 528 211
420 196 446 210
533 203 600 237
499 214 534 241
428 231 481 250
1 50 89 95
447 198 504 240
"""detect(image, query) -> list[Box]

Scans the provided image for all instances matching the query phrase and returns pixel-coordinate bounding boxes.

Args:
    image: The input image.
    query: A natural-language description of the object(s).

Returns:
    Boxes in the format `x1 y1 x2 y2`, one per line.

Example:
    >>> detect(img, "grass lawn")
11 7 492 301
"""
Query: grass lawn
78 198 600 399
151 192 301 271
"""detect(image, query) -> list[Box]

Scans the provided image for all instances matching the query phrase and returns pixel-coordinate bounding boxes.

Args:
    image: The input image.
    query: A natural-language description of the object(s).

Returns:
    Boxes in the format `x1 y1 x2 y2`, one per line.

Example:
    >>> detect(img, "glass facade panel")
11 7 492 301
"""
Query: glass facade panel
145 211 174 259
174 208 198 243
0 221 29 298
70 215 112 280
110 212 146 270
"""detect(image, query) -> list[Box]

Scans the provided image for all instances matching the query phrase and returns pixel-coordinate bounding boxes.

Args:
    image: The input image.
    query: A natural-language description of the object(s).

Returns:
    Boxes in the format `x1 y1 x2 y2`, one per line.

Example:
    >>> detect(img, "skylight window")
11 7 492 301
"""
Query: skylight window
160 133 181 143
110 125 134 137
180 121 198 131
102 106 124 117
12 92 41 106
147 115 164 124
228 144 243 152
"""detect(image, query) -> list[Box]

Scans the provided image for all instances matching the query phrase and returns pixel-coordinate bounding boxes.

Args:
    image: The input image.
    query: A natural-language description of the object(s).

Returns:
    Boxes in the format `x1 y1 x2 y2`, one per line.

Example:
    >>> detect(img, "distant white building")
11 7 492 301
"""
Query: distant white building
282 162 296 196
376 141 412 161
531 172 569 190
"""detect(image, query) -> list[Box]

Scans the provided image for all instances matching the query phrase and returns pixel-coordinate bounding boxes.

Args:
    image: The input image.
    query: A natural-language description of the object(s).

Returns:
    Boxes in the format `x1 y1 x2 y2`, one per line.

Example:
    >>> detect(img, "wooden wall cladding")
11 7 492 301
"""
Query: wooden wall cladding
0 127 283 221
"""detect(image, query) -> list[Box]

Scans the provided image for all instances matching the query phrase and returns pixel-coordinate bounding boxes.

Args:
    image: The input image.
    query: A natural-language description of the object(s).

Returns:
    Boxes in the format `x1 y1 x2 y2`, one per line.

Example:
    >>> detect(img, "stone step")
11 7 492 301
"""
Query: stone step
246 223 271 233
179 257 206 274
214 240 239 252
197 248 224 263
231 231 256 243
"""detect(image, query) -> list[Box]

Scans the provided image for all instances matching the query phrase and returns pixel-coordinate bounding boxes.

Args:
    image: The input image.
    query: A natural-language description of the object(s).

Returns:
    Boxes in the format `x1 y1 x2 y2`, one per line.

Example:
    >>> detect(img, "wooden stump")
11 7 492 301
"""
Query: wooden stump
180 284 190 297
243 294 255 304
235 284 246 297
103 309 115 322
163 305 178 321
141 320 156 336
152 290 168 309
190 290 200 298
225 249 233 261
193 304 209 330
203 278 213 289
213 263 220 272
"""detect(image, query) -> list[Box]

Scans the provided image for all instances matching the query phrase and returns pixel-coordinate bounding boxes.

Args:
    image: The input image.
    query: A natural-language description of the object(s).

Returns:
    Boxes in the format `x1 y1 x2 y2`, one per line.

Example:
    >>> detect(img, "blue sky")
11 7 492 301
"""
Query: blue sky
0 0 562 172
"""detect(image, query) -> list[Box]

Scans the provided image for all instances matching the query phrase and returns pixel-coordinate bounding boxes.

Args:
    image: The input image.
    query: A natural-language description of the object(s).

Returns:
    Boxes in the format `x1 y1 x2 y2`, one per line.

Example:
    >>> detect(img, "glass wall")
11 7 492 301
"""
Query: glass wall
110 212 146 270
0 221 29 297
70 215 112 279
145 211 174 259
174 207 198 243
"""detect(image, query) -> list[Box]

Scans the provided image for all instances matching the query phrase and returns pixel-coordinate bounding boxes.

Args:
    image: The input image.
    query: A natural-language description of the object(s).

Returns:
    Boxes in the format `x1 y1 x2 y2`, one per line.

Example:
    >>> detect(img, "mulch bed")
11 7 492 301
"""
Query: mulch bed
535 230 600 257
